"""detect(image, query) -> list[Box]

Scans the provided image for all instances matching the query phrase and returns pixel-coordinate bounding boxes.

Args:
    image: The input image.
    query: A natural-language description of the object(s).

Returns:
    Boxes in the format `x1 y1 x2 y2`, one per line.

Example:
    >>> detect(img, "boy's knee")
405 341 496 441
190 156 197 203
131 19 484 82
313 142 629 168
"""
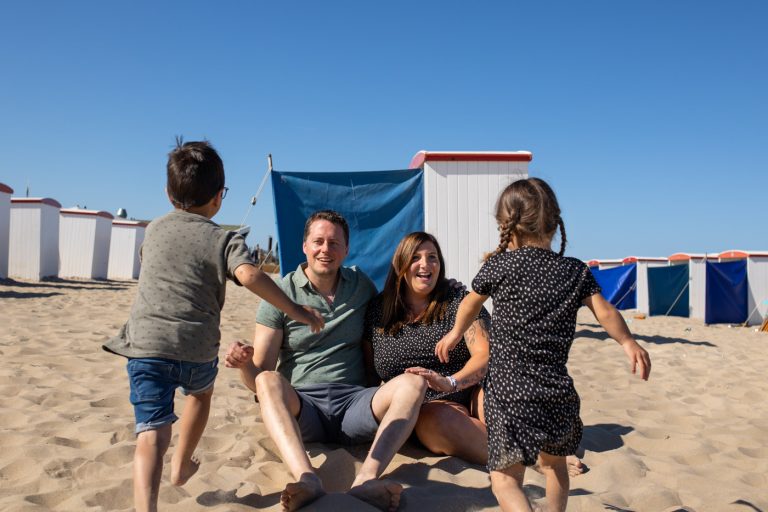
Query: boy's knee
137 425 172 449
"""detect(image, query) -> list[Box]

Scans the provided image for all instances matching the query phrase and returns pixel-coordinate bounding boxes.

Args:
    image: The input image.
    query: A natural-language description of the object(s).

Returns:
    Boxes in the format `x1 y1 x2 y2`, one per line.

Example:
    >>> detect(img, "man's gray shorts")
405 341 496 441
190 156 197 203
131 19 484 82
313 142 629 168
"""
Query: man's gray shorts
295 383 379 445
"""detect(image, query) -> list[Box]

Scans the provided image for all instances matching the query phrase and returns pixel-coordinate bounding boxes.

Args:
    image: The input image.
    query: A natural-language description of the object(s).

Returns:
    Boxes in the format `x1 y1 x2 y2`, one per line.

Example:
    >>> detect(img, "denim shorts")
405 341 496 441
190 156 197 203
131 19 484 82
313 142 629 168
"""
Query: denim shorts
295 383 379 445
127 357 218 434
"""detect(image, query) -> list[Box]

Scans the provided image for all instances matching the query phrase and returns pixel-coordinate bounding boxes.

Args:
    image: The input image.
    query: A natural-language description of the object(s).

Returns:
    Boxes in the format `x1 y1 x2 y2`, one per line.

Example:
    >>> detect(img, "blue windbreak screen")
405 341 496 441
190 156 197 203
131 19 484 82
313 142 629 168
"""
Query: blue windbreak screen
705 260 748 324
271 169 424 290
648 264 689 317
590 264 637 310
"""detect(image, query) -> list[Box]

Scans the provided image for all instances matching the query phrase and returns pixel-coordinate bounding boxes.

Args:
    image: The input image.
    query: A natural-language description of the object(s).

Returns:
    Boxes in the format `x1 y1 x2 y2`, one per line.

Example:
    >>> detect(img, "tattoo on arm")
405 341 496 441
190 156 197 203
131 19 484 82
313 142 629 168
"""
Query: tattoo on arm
457 367 487 391
465 323 476 346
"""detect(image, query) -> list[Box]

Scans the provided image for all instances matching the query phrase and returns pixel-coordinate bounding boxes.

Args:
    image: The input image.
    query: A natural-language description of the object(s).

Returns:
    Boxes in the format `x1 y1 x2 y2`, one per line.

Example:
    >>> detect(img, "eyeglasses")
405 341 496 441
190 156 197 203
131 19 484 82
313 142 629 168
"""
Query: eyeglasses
221 187 229 199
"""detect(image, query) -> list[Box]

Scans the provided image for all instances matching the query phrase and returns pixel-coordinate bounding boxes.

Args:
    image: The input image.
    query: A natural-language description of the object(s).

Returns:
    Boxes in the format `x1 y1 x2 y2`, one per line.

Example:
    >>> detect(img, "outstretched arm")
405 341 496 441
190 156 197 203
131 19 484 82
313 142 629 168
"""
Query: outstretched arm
583 293 651 380
435 291 489 363
234 264 324 333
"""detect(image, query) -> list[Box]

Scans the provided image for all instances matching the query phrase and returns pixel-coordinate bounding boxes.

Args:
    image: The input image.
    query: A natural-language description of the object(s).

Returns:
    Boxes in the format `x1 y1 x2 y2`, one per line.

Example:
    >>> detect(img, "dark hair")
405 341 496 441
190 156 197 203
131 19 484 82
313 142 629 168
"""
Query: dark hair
379 232 449 335
303 210 350 245
491 177 567 258
166 137 225 209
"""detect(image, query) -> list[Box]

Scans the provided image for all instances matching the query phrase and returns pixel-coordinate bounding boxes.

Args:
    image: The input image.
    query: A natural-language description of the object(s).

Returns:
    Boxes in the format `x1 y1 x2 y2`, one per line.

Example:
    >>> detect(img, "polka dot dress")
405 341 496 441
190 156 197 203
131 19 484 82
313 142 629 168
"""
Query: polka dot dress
364 287 490 406
472 247 601 471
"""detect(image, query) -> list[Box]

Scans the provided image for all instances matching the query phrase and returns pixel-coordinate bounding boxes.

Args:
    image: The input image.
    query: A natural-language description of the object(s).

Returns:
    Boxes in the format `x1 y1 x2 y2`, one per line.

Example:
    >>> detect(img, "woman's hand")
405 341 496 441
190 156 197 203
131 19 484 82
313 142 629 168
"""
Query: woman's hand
435 331 462 363
405 367 453 392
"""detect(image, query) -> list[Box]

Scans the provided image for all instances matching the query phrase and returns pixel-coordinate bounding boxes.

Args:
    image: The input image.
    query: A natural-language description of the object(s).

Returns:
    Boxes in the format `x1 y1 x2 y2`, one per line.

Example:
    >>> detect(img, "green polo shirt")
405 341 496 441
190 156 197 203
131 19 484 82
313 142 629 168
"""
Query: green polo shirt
255 264 378 387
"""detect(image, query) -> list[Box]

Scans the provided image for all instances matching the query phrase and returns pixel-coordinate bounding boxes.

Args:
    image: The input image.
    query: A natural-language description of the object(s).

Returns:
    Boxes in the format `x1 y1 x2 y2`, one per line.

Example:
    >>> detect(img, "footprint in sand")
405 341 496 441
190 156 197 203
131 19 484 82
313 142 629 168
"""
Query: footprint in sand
89 396 125 408
24 489 74 509
43 457 86 479
82 479 133 509
94 444 134 467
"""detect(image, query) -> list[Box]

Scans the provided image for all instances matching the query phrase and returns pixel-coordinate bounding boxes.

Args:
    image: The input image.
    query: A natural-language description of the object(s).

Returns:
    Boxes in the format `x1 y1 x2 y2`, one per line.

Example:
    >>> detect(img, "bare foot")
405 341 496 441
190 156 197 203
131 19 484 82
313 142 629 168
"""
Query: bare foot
281 473 325 512
532 455 585 478
348 479 402 512
566 455 586 477
170 454 200 486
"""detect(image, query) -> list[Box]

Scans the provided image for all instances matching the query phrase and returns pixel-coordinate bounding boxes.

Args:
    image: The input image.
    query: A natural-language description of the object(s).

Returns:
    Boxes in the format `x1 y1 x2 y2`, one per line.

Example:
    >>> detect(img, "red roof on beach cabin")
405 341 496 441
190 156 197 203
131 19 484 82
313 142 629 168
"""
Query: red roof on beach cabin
409 151 533 169
0 183 13 194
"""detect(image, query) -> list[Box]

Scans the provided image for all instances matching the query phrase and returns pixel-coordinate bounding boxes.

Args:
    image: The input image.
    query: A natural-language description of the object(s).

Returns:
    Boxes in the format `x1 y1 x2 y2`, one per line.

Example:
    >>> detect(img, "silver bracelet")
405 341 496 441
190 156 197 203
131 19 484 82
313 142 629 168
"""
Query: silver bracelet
446 375 458 393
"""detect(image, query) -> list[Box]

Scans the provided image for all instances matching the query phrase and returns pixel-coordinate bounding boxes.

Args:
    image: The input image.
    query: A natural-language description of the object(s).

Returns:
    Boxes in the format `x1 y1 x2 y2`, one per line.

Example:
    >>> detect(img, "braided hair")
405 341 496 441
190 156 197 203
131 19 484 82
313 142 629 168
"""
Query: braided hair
489 177 566 259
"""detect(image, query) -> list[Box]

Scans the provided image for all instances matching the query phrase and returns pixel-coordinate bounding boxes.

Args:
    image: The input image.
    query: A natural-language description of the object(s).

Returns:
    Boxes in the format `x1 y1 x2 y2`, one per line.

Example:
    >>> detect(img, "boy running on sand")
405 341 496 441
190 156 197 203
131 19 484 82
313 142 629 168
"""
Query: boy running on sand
104 139 324 512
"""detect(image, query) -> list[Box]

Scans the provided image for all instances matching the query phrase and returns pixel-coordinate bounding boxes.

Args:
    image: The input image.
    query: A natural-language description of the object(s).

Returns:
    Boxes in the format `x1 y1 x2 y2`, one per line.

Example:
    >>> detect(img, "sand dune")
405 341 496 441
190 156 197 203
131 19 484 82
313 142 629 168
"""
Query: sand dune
1 278 766 511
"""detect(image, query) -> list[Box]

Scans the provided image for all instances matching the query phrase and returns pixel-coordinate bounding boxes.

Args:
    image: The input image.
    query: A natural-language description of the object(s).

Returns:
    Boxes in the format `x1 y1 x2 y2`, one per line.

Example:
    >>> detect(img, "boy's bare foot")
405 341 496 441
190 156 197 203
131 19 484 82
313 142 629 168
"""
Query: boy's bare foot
281 473 325 511
348 479 402 512
170 454 200 486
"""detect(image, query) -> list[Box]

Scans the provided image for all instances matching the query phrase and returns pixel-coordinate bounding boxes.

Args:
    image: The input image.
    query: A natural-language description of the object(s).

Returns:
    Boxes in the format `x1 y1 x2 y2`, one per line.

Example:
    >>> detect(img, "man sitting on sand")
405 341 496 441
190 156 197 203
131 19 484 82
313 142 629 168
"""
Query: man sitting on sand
225 210 426 512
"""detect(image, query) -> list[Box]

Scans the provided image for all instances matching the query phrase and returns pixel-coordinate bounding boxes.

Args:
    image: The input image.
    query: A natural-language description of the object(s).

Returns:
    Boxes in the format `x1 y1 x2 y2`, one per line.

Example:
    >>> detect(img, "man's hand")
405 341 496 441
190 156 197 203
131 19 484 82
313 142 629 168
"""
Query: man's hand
224 340 254 369
622 339 651 381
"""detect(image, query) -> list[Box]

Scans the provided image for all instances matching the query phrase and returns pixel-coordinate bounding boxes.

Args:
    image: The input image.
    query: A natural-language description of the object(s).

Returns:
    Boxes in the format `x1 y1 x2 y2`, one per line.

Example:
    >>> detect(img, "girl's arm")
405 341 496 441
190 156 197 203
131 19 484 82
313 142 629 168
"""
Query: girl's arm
435 291 489 363
408 316 489 392
583 293 651 380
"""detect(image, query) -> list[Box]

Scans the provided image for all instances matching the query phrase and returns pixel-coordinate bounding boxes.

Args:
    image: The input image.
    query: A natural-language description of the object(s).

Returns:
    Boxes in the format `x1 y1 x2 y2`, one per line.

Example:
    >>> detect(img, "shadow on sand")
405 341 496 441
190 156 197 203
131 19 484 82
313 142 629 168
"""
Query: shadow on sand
576 324 716 347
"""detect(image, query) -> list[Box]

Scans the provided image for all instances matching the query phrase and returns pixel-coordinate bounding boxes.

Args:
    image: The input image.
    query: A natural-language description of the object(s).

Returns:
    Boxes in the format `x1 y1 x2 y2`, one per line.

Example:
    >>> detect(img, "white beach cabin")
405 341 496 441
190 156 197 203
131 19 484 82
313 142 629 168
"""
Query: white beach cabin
59 208 114 279
409 151 531 288
9 197 62 280
107 220 147 280
624 256 668 315
0 183 13 279
668 253 708 321
718 250 768 326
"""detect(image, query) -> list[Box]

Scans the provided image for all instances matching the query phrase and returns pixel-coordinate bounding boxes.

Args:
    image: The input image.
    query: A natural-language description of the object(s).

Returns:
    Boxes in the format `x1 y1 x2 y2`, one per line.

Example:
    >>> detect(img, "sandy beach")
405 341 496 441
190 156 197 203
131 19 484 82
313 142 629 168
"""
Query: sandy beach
0 277 766 512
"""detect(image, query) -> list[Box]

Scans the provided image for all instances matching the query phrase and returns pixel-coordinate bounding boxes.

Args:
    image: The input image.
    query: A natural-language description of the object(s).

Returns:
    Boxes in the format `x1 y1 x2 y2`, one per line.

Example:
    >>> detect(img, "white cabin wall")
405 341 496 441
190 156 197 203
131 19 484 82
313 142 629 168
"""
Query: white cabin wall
423 160 527 289
108 223 145 280
59 215 96 278
747 257 768 325
689 259 706 320
9 205 42 280
92 217 112 279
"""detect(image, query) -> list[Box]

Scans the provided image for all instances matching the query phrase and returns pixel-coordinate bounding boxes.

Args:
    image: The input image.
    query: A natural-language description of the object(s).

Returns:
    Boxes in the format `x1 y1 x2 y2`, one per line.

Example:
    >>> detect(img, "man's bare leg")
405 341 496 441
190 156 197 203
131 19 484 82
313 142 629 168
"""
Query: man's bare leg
348 373 427 512
255 371 325 511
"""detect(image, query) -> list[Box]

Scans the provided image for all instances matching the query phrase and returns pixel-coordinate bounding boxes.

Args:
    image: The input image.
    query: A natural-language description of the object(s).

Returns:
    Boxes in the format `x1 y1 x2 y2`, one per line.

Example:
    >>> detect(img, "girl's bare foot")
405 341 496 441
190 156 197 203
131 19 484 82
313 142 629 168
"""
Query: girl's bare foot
170 454 200 486
566 455 585 476
281 473 325 511
348 479 402 512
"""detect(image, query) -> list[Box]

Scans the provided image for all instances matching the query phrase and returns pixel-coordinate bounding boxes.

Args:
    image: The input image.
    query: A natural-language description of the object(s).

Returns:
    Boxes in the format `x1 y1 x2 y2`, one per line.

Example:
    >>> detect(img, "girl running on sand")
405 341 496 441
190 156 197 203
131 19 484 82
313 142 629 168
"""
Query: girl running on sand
435 177 651 512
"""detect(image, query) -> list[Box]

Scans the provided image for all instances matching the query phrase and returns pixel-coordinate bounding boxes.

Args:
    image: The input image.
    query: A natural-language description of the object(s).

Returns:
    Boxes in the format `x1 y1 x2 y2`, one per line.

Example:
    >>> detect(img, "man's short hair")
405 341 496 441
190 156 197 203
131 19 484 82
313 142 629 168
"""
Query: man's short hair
166 138 225 209
303 210 350 245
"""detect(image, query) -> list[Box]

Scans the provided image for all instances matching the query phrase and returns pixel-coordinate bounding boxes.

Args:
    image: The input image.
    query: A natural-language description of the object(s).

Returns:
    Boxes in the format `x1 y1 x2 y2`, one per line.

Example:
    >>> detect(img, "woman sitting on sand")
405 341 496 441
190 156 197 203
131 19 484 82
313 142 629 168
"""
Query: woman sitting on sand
363 231 491 464
363 232 585 473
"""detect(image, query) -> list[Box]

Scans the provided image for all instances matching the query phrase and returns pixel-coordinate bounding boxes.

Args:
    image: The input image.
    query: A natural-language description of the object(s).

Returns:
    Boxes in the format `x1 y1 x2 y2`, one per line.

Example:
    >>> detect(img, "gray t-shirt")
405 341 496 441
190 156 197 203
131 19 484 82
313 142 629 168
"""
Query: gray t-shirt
104 210 254 362
256 264 377 387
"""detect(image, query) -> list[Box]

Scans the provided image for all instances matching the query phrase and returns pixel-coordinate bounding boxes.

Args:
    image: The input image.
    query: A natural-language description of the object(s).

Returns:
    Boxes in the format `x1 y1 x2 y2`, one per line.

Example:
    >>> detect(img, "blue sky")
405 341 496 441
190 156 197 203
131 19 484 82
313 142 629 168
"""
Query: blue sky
2 1 766 261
